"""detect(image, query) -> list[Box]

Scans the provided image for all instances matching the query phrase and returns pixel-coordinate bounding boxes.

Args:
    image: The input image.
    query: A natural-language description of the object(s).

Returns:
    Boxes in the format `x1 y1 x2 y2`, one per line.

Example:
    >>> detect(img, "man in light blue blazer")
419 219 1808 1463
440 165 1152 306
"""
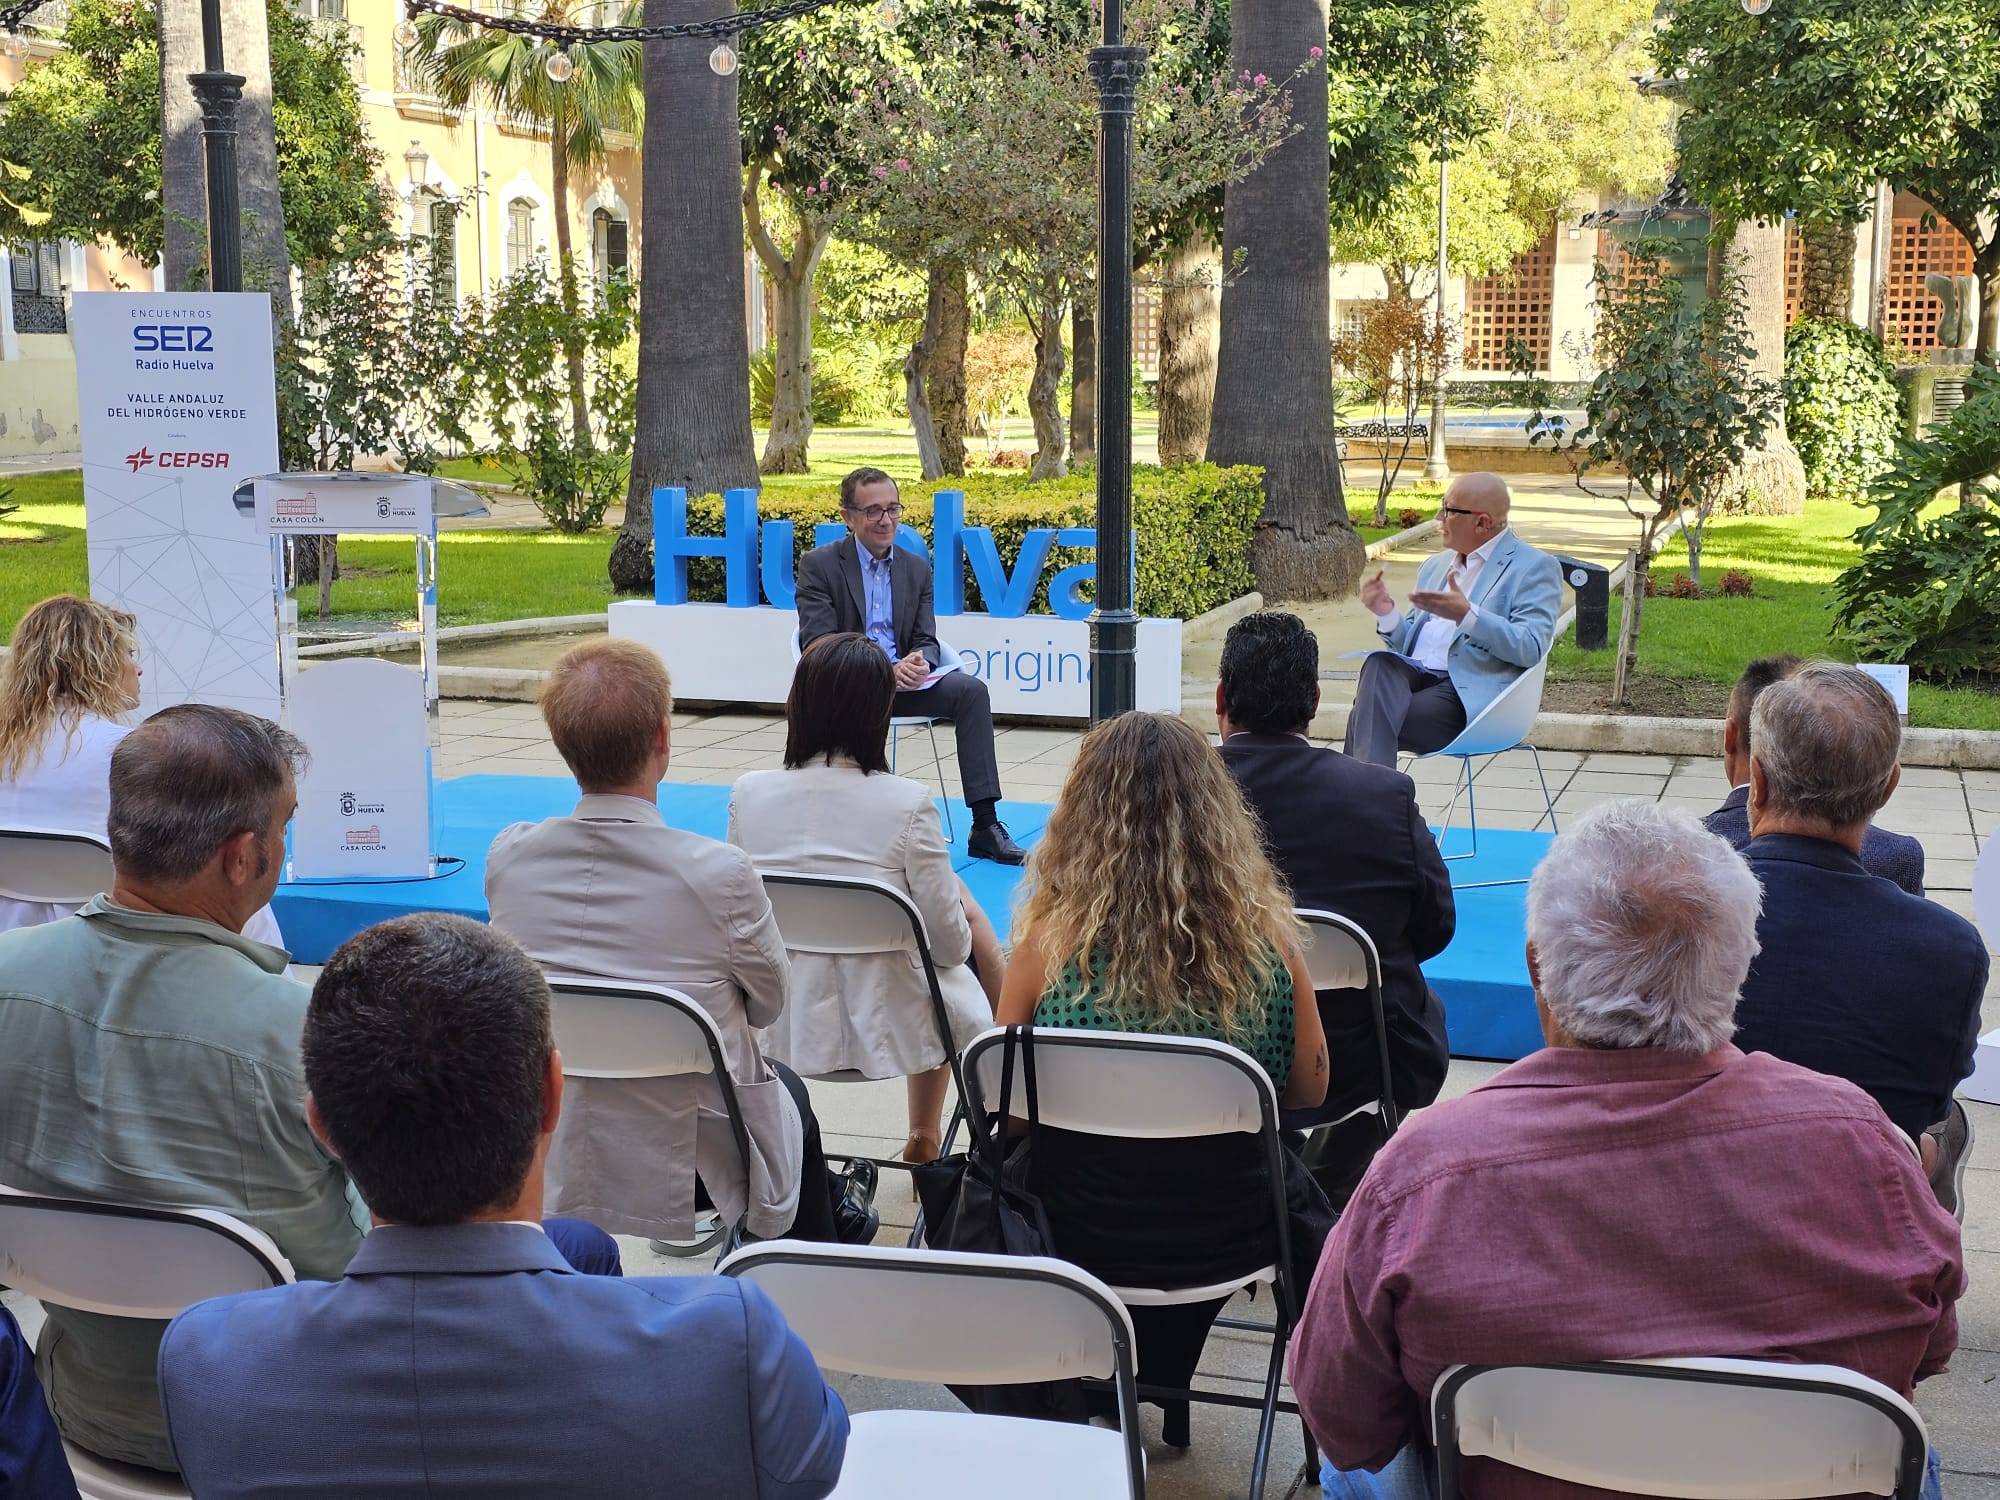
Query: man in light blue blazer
158 913 848 1500
1344 473 1564 767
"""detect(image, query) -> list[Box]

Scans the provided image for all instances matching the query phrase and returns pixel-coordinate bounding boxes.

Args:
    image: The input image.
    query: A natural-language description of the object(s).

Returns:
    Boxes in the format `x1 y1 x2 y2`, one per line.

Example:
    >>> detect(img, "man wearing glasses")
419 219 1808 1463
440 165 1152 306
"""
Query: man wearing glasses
794 467 1026 865
1343 472 1562 768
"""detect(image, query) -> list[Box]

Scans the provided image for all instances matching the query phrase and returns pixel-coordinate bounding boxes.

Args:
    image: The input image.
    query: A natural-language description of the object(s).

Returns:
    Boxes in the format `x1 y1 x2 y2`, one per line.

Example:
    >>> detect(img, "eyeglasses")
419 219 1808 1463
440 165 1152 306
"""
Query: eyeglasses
1439 505 1488 521
847 503 903 522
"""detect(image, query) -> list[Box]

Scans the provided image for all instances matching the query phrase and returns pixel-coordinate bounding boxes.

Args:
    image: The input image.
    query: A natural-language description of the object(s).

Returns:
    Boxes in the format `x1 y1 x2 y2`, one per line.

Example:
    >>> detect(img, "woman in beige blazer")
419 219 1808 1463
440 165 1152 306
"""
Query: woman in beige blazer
730 633 1002 1166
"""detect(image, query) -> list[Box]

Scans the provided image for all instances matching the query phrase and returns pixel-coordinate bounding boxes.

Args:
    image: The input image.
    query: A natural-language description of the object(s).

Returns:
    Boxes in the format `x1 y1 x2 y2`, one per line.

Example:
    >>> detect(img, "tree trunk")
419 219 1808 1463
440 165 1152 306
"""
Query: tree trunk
611 10 760 593
1026 285 1067 481
550 135 592 448
1796 222 1857 324
927 257 969 476
1069 303 1096 466
746 168 832 475
158 0 208 291
1713 220 1807 527
1157 234 1219 465
905 267 945 480
317 536 338 620
1206 0 1360 601
1975 239 1999 371
230 0 291 317
1610 546 1642 709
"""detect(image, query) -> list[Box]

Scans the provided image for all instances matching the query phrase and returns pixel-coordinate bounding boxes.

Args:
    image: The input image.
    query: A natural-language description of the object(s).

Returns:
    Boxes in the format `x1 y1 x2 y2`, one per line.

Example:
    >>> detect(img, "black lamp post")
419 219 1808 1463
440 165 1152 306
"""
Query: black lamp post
1086 1 1144 723
188 0 246 294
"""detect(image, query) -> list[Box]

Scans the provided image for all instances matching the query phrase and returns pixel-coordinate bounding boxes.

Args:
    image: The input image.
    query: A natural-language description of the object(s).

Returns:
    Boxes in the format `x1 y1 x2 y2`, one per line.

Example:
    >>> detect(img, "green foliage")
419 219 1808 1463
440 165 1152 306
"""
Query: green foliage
750 328 905 426
460 268 639 533
1784 319 1901 503
673 465 1265 619
0 0 388 265
1834 366 2000 678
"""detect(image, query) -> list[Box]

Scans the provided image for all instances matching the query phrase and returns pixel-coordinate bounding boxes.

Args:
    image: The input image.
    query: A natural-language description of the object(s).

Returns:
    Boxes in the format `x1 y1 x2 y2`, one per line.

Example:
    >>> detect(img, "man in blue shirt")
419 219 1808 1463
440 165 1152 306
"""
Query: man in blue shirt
159 913 848 1499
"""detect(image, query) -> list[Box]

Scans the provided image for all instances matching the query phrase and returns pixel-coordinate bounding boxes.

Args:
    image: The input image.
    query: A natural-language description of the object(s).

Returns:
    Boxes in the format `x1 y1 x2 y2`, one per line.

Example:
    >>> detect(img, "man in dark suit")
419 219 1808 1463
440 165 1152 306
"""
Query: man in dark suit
796 467 1024 864
159 913 848 1500
1734 662 1984 1218
1216 611 1455 1203
1705 654 1925 895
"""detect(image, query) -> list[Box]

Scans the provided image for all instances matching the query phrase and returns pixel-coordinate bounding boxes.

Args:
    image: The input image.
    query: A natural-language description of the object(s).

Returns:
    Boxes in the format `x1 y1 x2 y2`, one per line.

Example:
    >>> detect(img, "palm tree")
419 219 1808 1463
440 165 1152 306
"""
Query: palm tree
412 3 642 447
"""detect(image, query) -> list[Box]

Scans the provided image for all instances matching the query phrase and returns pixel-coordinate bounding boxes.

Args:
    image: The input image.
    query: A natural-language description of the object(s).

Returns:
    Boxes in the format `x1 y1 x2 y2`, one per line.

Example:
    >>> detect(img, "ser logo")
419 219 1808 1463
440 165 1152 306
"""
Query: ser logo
133 324 216 353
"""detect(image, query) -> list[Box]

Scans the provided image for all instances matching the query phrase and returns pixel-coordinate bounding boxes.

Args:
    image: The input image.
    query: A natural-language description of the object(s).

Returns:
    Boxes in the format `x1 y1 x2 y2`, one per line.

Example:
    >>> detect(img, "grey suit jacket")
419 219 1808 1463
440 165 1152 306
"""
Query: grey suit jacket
1704 786 1926 898
795 536 941 666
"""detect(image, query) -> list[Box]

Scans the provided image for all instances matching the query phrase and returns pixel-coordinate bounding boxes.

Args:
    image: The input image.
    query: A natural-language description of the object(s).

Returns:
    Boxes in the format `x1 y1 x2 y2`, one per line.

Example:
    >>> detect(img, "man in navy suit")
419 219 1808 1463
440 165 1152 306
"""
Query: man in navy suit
1732 663 1984 1216
1705 654 1925 895
158 913 847 1500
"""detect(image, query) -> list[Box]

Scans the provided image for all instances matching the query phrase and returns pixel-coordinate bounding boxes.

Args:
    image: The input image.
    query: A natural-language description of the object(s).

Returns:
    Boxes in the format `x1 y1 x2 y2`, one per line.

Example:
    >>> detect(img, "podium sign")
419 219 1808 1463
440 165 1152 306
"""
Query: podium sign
287 657 434 879
252 474 434 536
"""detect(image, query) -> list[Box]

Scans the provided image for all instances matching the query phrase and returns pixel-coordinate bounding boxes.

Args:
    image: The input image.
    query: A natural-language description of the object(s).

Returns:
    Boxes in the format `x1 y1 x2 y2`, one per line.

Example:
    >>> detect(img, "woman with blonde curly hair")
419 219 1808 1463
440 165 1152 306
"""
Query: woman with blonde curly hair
996 711 1328 1448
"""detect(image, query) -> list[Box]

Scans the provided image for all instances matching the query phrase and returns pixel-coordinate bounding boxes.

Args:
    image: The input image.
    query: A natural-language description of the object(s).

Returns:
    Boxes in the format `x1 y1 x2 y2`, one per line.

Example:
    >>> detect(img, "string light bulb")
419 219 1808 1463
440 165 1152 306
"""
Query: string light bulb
1740 0 1772 13
545 46 575 81
393 16 420 46
1537 0 1567 22
708 42 738 75
1 31 28 59
876 0 901 24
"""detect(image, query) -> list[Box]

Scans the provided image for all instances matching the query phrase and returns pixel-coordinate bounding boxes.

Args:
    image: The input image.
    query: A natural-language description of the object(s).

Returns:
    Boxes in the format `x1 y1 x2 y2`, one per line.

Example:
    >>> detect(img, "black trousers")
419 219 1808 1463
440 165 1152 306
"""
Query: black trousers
1342 653 1467 768
893 670 1002 806
695 1061 840 1242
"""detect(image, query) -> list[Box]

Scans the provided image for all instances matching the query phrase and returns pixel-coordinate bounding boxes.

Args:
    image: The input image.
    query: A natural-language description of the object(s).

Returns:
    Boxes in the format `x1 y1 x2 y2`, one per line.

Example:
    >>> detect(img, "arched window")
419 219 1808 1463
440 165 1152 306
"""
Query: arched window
592 207 629 285
427 197 458 302
505 198 536 279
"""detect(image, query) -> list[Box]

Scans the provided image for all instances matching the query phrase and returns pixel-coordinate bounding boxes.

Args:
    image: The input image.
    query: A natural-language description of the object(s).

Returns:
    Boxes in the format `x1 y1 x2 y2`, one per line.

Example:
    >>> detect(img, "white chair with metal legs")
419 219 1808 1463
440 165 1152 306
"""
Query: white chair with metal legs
962 1027 1303 1500
545 978 755 1258
1431 1358 1930 1500
1406 654 1558 886
721 1241 1147 1499
1288 908 1400 1137
0 1184 295 1500
789 629 961 842
0 826 114 908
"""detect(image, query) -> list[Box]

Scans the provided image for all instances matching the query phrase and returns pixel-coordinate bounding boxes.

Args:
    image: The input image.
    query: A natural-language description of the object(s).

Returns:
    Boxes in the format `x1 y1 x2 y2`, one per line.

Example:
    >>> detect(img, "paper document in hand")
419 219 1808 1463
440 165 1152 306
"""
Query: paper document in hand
918 661 962 690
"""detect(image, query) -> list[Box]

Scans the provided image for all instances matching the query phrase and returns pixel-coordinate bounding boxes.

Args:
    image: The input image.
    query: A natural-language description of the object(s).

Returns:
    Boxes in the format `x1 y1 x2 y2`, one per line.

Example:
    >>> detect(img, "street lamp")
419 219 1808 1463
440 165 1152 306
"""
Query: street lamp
405 141 431 187
188 0 247 294
1423 134 1451 484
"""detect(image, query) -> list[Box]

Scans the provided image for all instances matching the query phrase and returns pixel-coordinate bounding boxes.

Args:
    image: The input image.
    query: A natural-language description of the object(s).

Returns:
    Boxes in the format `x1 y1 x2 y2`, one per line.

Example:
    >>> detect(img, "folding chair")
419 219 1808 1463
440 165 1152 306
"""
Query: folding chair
962 1027 1302 1500
1404 654 1558 885
0 1184 295 1500
1432 1358 1930 1500
721 1240 1146 1499
759 870 970 1174
0 825 114 908
1287 908 1399 1137
790 629 963 841
546 978 755 1258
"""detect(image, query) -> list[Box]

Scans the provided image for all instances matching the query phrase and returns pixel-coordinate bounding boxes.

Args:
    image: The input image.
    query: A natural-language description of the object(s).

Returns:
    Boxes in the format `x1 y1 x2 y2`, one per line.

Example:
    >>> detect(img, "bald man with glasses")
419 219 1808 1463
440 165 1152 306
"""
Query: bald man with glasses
1343 472 1563 768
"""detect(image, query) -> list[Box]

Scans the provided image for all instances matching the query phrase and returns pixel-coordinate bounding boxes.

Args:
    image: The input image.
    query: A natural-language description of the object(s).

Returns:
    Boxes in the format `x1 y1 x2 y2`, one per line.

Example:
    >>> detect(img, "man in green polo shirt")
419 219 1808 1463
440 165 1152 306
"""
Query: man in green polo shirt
0 704 365 1473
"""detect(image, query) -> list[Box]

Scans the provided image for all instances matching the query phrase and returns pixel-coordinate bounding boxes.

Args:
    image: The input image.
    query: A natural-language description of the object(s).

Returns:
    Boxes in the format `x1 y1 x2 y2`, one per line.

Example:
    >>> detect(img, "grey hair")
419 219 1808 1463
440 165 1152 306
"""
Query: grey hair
1526 799 1761 1053
108 704 309 883
1749 661 1901 830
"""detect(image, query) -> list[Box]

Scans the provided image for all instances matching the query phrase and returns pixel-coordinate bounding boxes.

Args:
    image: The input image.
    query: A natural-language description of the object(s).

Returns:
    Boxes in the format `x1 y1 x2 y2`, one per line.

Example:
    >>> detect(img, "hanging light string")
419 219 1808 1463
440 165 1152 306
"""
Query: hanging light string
0 0 54 48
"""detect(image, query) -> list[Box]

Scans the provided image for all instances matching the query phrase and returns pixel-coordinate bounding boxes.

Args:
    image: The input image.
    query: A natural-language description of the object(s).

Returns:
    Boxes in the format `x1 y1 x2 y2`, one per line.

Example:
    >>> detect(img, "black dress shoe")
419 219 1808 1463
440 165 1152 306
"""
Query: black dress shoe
968 820 1026 865
830 1161 880 1244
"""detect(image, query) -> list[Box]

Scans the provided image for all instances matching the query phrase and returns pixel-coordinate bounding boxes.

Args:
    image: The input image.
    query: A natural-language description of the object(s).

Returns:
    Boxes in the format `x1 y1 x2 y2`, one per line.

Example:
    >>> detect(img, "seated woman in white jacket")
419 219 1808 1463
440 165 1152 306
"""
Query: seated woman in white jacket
0 594 286 951
729 631 1004 1169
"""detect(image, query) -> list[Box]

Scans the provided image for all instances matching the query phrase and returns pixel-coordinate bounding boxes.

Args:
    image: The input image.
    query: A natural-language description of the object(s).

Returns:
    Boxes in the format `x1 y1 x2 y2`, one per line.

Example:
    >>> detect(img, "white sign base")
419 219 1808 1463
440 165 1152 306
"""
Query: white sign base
288 658 434 879
608 601 1182 718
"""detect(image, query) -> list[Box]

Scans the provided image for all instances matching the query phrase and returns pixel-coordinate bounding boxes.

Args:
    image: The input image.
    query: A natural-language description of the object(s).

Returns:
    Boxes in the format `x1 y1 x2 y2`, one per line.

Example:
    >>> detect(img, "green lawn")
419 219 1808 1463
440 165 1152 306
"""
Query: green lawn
0 473 92 630
1549 501 2000 731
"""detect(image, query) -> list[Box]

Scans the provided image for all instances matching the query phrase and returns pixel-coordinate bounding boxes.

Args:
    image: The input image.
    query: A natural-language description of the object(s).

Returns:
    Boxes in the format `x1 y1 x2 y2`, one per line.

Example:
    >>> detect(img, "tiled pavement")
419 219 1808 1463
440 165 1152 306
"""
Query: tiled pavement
431 698 2000 1500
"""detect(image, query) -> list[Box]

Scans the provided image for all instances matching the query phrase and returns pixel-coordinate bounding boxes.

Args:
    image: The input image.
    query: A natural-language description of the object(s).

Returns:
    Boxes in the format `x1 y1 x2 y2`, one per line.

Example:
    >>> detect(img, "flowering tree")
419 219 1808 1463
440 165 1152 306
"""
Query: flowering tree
843 0 1304 479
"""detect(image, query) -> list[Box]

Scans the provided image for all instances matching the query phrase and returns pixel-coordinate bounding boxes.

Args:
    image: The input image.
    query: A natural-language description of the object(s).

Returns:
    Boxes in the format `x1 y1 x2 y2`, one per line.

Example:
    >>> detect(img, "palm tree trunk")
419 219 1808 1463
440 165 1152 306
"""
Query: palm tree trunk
550 134 592 448
1157 233 1219 465
1207 0 1360 600
1796 222 1856 323
229 0 290 319
927 257 969 476
1711 220 1806 536
611 10 760 593
1026 279 1068 480
157 0 208 291
1069 303 1096 465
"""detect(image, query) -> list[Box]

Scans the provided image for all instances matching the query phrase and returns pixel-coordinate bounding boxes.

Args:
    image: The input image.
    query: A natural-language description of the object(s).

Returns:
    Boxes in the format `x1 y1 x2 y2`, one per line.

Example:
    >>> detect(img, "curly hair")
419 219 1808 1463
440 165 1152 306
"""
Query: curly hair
1015 711 1297 1042
0 594 139 783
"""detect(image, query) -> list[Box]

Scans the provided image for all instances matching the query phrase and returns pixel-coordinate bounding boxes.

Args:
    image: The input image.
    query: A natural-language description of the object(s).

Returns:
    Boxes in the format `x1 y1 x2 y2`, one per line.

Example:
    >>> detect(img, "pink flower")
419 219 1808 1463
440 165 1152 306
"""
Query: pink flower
805 185 817 195
1253 72 1268 84
1239 69 1252 80
796 47 806 60
874 164 890 177
775 125 788 139
818 177 829 191
1310 44 1323 58
895 157 910 171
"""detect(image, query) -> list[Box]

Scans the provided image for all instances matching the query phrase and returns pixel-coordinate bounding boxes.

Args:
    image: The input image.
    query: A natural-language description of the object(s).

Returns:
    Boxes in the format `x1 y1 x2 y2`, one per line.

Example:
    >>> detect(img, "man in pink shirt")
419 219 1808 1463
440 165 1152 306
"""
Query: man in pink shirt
1292 798 1964 1500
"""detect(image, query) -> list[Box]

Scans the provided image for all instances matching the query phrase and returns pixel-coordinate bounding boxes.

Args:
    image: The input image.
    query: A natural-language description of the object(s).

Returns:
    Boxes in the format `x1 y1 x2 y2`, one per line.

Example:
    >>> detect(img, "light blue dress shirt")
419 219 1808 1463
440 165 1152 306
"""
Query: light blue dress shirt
860 548 898 660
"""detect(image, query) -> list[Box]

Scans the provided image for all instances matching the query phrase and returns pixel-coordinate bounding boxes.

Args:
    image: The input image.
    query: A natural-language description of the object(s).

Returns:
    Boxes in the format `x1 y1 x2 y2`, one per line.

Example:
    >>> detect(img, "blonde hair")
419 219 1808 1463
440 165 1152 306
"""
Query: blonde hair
0 594 139 783
1016 711 1297 1042
538 636 673 790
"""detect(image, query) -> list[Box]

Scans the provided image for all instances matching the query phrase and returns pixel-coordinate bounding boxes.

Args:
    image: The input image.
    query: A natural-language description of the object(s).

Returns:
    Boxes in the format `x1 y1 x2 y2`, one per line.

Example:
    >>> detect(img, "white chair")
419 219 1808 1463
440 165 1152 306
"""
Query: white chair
759 871 969 1169
1289 908 1399 1135
721 1240 1146 1499
1406 654 1558 883
1431 1358 1930 1500
545 978 754 1258
0 825 114 906
0 1184 295 1500
790 628 962 842
961 1027 1302 1500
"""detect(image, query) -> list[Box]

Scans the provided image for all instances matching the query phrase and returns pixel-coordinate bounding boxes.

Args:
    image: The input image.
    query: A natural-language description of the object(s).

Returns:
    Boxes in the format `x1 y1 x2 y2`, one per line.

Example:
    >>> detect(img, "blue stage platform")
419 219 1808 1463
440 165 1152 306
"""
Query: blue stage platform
273 774 1548 1062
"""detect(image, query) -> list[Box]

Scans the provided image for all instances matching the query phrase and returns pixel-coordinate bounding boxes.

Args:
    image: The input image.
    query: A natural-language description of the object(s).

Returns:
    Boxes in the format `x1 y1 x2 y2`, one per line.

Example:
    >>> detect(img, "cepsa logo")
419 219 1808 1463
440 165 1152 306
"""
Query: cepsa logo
125 448 231 471
133 324 216 353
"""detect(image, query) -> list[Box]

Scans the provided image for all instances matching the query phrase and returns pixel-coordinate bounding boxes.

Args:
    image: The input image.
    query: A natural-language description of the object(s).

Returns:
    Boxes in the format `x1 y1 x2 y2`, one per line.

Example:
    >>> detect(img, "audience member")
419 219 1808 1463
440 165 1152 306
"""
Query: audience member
1293 800 1965 1500
997 710 1329 1447
159 913 848 1500
1705 654 1925 894
1344 473 1563 768
1216 610 1453 1199
0 705 363 1471
487 638 876 1245
795 466 1025 864
731 632 1004 1172
1732 661 1986 1213
1 1305 79 1500
0 593 286 949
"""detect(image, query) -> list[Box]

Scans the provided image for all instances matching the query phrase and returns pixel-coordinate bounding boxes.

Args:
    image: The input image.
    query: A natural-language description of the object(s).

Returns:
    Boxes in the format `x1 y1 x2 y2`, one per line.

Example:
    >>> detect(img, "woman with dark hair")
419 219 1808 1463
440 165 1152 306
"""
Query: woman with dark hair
730 632 1003 1168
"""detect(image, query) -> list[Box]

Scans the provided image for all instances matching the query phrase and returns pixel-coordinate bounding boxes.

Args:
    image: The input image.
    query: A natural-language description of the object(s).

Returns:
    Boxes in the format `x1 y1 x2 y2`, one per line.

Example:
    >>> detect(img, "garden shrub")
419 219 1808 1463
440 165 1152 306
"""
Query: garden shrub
1784 318 1900 503
673 464 1265 620
1719 571 1753 597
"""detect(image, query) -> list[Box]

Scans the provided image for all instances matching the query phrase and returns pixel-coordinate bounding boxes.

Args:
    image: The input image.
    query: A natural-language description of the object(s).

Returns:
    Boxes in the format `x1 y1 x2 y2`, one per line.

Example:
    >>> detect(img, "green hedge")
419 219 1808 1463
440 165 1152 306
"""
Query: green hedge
1785 319 1901 502
673 464 1263 620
